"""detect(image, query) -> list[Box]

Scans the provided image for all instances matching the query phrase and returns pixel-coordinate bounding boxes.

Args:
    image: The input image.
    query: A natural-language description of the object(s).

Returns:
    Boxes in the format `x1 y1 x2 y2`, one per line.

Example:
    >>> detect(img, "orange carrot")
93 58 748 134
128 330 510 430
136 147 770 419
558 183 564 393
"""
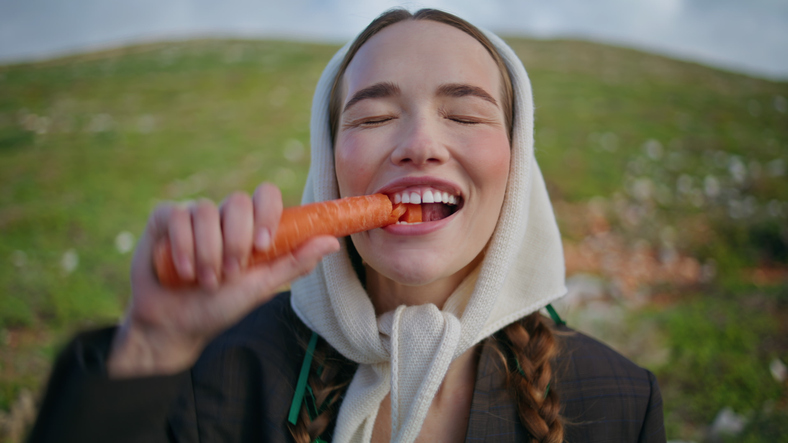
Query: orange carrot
400 204 422 224
154 193 421 287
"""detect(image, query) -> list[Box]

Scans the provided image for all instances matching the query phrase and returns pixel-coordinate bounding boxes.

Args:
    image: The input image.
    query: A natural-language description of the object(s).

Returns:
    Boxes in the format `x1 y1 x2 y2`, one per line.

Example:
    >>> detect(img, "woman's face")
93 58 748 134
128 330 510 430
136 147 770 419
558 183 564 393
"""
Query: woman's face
335 20 511 288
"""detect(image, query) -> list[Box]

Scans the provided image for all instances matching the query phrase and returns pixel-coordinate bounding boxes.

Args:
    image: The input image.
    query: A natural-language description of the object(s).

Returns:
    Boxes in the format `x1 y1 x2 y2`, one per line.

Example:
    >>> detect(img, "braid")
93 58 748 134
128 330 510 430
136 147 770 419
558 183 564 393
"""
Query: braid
496 312 564 443
288 335 356 443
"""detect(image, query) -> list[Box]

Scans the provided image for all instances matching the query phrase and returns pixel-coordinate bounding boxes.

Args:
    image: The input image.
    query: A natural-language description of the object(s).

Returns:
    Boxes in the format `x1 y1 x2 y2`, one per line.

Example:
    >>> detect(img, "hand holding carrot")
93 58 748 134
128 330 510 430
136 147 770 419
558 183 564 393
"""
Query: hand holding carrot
153 192 408 287
107 183 340 379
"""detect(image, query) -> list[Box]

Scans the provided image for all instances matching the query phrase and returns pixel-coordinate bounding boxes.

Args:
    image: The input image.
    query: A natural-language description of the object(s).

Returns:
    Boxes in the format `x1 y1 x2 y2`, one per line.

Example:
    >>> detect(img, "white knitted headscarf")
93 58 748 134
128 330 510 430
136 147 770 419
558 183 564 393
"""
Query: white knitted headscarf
291 19 566 443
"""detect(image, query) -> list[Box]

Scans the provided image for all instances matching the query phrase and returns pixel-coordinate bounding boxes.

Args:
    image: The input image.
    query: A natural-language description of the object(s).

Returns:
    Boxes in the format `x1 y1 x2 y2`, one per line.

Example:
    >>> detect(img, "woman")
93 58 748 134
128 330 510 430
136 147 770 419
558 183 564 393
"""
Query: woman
29 9 665 443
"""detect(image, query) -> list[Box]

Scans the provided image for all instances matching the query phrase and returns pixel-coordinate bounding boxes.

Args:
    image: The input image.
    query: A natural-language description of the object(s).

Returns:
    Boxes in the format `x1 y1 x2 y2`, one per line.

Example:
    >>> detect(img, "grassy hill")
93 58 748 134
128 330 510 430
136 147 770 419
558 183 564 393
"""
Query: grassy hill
1 38 786 441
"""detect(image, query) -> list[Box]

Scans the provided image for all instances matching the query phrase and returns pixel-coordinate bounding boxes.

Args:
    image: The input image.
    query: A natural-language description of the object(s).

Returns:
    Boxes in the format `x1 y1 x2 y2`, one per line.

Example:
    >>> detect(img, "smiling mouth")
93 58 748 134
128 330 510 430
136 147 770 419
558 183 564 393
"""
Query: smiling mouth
389 187 464 223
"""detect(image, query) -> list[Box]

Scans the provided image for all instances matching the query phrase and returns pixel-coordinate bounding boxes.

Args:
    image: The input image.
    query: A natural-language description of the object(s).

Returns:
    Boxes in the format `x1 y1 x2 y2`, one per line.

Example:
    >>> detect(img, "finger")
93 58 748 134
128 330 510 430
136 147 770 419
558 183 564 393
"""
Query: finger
130 205 169 287
131 202 187 295
252 183 283 252
191 199 222 290
220 192 254 280
276 236 341 280
164 204 195 281
238 236 340 304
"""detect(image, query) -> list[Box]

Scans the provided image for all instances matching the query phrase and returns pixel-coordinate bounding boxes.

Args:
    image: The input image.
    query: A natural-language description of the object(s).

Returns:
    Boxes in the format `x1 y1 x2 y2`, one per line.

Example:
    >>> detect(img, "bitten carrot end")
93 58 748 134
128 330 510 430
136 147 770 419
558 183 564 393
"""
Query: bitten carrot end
401 204 422 223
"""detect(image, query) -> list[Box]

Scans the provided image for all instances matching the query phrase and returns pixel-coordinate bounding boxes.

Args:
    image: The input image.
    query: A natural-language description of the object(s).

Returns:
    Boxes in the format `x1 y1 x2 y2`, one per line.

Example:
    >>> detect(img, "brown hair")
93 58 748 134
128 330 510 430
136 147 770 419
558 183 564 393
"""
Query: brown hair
327 8 514 142
496 313 565 442
287 332 357 443
290 8 563 443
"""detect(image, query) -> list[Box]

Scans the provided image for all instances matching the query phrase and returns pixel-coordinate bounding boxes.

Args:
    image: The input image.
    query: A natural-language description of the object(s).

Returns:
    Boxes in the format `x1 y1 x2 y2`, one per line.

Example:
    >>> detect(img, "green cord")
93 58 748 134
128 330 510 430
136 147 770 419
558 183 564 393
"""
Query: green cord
306 384 319 419
545 304 566 326
289 331 333 442
513 354 527 377
513 357 551 399
288 331 319 425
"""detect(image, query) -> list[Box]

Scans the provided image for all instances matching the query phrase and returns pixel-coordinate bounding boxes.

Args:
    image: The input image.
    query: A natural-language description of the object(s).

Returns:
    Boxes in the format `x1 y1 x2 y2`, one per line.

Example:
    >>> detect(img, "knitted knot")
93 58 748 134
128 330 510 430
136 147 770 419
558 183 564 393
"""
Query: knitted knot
386 304 461 442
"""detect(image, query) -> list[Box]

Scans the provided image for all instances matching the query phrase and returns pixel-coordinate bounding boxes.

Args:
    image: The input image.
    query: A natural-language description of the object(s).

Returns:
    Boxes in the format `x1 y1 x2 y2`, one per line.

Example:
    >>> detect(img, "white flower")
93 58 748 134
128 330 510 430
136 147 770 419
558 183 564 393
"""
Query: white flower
115 231 135 254
631 178 653 202
137 115 155 134
704 175 720 198
600 132 618 152
767 200 784 218
728 157 747 183
642 139 663 160
11 250 27 268
61 249 79 274
771 358 788 383
677 174 693 194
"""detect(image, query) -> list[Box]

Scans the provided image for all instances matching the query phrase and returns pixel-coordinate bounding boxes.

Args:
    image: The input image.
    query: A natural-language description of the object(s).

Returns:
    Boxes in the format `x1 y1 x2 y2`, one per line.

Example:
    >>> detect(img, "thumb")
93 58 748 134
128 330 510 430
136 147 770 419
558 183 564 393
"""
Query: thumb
233 236 340 305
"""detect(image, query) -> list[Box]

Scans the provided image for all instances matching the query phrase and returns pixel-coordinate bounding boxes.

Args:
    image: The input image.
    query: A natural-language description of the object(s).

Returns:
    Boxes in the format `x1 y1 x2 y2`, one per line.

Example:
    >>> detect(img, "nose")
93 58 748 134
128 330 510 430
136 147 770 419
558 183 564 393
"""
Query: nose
390 115 450 168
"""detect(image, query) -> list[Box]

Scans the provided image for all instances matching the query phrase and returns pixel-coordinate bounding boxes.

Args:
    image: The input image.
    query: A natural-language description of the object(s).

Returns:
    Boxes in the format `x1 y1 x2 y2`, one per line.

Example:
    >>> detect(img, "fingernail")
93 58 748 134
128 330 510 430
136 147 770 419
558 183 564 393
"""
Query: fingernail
255 228 271 251
223 257 240 279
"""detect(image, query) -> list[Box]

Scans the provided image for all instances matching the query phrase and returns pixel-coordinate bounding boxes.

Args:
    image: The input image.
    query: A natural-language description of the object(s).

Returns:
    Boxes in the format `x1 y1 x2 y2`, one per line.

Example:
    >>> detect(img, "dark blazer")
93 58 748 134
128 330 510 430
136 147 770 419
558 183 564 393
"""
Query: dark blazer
28 293 665 443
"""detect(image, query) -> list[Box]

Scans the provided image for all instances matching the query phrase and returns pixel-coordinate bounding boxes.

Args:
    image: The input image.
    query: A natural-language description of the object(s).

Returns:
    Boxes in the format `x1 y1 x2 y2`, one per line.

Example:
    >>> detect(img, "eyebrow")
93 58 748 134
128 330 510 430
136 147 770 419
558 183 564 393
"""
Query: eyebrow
343 81 401 113
342 81 498 113
437 83 498 107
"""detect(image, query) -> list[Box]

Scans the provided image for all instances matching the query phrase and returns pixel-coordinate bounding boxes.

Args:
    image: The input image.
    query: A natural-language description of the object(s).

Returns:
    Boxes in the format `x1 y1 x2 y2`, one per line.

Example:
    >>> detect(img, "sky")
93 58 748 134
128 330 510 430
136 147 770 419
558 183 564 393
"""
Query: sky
1 0 787 80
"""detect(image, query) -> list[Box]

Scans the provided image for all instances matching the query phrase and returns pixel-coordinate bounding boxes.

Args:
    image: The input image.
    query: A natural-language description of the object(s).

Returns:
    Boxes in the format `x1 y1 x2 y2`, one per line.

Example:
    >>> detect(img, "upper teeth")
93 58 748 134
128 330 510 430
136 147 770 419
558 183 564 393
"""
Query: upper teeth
391 188 458 205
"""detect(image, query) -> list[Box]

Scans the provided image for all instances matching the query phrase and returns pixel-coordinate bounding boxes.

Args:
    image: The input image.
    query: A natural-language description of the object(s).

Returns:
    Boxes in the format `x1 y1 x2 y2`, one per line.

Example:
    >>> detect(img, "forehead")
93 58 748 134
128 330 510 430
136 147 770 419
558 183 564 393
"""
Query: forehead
343 20 502 97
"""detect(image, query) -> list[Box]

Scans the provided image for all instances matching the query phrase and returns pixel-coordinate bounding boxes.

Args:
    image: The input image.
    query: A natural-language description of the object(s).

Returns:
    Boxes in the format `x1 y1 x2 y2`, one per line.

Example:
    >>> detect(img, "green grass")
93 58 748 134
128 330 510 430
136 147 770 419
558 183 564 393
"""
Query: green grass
0 37 786 441
649 286 787 439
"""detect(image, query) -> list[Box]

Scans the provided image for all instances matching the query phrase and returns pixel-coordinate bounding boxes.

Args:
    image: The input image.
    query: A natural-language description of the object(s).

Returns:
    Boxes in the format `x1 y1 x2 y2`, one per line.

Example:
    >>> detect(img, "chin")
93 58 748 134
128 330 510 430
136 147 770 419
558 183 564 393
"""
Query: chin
382 264 443 286
365 249 461 286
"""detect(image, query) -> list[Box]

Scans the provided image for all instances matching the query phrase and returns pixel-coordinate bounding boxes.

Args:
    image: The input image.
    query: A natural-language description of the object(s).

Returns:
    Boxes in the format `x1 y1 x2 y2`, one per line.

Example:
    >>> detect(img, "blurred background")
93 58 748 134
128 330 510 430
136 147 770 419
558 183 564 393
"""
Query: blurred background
1 1 786 441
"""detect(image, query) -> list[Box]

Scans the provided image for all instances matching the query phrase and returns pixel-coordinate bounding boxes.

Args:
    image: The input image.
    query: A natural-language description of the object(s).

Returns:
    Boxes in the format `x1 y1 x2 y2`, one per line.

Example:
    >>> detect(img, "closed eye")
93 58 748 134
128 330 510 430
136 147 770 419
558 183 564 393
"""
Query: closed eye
448 115 483 125
342 115 397 129
362 116 394 125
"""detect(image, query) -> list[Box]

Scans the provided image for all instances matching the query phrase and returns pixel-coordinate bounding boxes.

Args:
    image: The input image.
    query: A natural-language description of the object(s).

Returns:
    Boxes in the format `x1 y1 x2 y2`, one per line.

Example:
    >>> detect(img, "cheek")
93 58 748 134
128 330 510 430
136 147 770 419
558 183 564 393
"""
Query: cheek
334 134 381 197
467 132 511 192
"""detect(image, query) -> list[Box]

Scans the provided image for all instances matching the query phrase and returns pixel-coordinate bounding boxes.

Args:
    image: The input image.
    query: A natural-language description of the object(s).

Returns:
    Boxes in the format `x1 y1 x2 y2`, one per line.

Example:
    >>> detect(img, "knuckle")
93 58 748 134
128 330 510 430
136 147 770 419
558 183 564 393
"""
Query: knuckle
177 199 195 209
254 183 280 203
170 205 189 222
194 199 218 219
256 181 276 194
167 208 191 237
225 191 251 209
291 253 314 278
152 201 173 216
195 245 219 265
223 237 245 257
